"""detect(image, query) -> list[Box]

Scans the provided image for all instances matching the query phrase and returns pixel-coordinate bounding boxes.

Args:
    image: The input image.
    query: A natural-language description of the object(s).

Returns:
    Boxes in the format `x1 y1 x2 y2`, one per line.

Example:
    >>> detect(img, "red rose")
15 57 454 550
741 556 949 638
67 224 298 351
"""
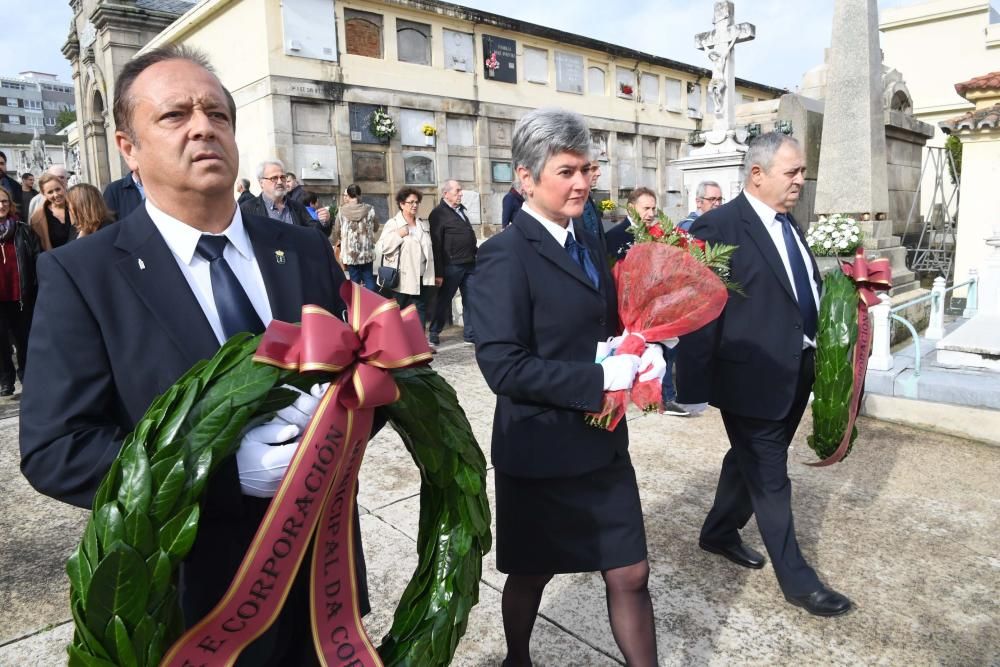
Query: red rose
648 224 665 239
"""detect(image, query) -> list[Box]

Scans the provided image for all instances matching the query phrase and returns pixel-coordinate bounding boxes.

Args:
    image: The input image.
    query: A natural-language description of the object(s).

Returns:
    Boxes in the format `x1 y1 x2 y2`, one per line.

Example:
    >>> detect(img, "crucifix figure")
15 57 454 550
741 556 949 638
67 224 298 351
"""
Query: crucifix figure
695 1 755 139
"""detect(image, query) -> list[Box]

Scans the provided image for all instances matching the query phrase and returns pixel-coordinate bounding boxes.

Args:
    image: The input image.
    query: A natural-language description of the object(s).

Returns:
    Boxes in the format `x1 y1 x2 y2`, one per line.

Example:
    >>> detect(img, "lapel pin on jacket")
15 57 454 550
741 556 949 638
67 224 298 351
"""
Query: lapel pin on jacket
138 258 146 271
275 250 286 265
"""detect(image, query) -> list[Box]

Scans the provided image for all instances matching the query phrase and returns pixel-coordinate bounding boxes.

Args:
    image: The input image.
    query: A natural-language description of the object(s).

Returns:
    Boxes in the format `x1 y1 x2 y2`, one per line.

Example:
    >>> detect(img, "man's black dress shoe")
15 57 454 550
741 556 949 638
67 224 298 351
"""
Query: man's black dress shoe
699 540 766 569
785 586 852 617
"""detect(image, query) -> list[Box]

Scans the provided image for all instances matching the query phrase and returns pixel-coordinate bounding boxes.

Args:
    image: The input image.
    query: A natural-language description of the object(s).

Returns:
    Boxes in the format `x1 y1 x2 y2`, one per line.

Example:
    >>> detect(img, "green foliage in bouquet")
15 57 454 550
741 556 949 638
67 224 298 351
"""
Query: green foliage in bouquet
66 334 489 667
809 270 859 460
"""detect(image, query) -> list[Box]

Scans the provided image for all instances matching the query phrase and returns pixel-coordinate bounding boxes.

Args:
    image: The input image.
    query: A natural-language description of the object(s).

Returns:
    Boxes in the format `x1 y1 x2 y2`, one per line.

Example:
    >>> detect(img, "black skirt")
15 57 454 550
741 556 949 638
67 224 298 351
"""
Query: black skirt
494 451 647 575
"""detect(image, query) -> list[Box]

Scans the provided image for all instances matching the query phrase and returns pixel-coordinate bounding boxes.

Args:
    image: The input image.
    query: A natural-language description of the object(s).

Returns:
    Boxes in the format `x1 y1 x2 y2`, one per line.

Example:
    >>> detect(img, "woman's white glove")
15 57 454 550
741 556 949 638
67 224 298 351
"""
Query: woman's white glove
637 345 667 383
274 383 325 428
236 418 301 498
600 354 641 391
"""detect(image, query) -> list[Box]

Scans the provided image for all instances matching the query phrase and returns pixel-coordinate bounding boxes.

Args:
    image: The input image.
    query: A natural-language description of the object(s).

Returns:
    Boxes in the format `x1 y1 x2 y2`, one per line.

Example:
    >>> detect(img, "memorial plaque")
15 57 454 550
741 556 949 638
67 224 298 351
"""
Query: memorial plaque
448 156 476 182
642 136 658 159
447 115 475 146
482 34 517 83
489 119 513 147
524 47 548 84
292 102 331 135
352 151 386 181
444 29 474 72
397 19 431 66
461 190 482 225
349 103 383 144
588 67 606 96
491 160 513 183
665 78 683 110
294 143 338 181
616 68 636 98
400 108 435 146
591 132 609 161
555 52 584 94
687 82 702 114
403 152 435 185
642 167 657 189
640 73 659 104
360 194 389 226
617 133 636 159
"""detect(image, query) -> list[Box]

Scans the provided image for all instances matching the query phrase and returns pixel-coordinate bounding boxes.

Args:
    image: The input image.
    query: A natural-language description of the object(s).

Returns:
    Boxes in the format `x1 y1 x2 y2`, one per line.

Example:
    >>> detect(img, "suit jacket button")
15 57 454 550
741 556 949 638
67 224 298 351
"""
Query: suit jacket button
793 353 801 360
794 323 801 330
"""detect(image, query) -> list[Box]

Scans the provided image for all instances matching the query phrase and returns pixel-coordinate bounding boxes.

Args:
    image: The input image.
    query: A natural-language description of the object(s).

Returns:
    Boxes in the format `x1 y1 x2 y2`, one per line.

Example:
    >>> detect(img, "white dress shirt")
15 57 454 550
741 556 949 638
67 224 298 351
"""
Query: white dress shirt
743 191 819 348
146 200 273 344
520 203 580 247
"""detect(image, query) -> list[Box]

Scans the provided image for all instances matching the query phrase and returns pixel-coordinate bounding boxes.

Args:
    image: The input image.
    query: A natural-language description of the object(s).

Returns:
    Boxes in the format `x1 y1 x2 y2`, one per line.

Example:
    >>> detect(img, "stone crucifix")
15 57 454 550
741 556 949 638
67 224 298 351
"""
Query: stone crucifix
695 1 755 140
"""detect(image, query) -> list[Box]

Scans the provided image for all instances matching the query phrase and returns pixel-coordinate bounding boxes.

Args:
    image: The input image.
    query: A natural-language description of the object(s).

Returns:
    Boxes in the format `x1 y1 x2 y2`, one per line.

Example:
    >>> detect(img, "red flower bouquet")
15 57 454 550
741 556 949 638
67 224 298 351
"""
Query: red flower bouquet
586 209 740 430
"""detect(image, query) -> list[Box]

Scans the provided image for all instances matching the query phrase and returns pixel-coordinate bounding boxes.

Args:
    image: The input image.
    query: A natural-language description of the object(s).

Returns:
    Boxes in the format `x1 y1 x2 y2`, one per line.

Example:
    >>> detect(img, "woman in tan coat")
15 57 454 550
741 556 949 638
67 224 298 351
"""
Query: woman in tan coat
375 187 436 330
29 172 75 251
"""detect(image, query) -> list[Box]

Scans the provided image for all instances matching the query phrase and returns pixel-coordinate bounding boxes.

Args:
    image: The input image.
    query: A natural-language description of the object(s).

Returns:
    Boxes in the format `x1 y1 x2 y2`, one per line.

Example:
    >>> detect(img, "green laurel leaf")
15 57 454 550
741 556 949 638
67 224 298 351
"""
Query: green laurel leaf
116 441 152 516
158 504 200 562
104 615 138 667
94 503 125 555
85 542 149 637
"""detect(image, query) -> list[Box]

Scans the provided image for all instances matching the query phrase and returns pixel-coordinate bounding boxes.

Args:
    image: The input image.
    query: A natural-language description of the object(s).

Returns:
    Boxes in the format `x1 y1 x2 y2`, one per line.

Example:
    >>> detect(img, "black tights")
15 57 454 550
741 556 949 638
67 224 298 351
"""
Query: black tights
501 560 657 667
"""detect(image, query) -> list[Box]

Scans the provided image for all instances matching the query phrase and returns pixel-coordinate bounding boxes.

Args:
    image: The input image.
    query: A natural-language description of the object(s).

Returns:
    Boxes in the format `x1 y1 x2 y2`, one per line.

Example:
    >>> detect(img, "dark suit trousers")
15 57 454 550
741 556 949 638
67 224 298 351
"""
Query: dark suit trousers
429 262 475 341
700 347 821 597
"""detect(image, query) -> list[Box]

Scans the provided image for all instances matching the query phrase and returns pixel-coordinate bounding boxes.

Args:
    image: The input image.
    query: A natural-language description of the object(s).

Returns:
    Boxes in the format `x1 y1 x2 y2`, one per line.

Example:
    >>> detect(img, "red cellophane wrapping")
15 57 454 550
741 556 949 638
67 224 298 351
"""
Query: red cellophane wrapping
587 243 729 428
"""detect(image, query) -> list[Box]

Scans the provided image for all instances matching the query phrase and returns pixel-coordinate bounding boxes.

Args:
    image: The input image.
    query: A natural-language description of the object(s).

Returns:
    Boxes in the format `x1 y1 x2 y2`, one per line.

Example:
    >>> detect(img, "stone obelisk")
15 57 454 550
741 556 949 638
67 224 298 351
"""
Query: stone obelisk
813 0 889 217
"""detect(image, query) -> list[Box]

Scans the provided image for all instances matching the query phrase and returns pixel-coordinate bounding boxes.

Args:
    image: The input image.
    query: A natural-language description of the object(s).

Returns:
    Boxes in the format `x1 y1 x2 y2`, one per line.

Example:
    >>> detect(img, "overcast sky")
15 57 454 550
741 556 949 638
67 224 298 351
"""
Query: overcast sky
7 1 946 91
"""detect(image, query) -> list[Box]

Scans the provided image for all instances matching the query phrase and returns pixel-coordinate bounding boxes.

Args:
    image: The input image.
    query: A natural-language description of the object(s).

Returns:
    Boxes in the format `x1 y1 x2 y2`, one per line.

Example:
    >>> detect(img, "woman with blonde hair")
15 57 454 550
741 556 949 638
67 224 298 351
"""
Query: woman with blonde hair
66 184 113 238
29 172 75 251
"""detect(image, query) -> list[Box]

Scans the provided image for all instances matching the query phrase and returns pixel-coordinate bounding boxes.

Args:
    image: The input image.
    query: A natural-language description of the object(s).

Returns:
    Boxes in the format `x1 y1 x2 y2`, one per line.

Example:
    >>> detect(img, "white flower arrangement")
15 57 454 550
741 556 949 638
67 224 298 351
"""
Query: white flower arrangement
368 107 396 140
806 213 863 257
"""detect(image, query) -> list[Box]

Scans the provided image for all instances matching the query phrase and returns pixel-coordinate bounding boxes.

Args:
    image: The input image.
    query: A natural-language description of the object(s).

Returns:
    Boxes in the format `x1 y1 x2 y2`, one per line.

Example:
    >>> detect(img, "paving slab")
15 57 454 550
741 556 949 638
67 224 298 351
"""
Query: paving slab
1 339 998 666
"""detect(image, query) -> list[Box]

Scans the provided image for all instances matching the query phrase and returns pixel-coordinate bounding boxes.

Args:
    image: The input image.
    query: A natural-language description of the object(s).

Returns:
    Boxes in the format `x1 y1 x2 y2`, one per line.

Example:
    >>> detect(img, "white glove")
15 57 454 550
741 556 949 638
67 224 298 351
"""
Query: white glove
677 402 709 416
600 354 641 391
236 418 301 498
637 344 667 383
275 384 324 428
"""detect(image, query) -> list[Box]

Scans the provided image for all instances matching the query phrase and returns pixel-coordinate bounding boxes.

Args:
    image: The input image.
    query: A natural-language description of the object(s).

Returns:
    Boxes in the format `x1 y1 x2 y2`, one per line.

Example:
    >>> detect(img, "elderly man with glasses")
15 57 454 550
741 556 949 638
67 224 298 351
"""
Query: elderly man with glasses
678 180 724 231
240 160 331 235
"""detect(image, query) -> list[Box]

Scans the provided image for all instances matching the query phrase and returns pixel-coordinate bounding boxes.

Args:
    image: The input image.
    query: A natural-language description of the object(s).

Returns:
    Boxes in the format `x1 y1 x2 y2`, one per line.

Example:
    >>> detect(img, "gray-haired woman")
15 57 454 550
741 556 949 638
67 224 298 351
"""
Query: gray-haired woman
468 108 658 666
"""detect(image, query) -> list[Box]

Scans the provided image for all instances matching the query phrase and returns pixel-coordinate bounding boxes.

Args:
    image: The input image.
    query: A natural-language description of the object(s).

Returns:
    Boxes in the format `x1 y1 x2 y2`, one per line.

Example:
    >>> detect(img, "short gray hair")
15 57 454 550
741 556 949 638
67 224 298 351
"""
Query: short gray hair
695 180 721 198
256 160 285 180
512 108 592 181
239 177 250 190
743 132 800 182
441 179 460 193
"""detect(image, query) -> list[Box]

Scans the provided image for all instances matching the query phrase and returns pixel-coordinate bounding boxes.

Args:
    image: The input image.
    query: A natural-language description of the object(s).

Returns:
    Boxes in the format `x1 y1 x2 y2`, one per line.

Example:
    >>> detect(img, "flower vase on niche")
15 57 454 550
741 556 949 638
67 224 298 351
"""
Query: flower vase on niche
424 135 435 147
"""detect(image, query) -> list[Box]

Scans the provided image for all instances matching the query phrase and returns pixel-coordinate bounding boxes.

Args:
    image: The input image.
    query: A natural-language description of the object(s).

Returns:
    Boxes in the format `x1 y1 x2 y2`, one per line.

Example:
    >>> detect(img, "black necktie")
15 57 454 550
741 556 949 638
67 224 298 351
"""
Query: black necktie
565 234 600 289
776 213 817 339
195 235 265 339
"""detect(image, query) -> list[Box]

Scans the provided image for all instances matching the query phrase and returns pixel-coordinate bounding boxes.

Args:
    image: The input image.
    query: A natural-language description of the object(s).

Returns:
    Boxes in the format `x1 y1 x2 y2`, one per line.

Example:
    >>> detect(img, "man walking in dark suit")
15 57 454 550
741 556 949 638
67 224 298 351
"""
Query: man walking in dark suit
428 179 476 346
19 45 366 665
102 171 145 220
676 132 851 617
235 177 254 205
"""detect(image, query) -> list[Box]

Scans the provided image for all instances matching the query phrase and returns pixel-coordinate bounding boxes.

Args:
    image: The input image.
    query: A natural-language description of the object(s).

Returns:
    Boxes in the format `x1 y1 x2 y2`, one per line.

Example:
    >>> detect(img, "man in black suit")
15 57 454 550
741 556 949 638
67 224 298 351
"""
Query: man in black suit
19 45 365 665
676 132 851 617
102 171 145 220
240 159 331 236
428 179 476 347
235 177 254 205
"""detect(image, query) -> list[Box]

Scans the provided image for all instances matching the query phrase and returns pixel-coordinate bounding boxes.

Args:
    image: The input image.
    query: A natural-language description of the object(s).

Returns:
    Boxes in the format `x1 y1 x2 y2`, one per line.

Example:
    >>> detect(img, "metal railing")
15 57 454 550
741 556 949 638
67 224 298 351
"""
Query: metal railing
869 272 978 380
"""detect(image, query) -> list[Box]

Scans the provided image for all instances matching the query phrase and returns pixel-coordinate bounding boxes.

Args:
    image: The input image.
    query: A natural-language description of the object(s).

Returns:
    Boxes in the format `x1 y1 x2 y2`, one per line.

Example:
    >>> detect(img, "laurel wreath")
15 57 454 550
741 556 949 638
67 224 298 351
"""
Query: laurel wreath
808 269 859 460
66 333 491 667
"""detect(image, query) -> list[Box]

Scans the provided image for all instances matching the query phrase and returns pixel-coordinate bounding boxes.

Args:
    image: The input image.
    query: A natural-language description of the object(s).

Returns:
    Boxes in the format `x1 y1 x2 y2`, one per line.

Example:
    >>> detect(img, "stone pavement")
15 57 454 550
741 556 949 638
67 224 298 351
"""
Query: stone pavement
1 337 998 666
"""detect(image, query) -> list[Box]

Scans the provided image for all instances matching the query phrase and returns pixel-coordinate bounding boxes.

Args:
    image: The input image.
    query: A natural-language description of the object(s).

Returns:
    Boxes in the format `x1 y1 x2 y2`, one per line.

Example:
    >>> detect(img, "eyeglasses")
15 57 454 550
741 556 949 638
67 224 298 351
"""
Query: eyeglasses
698 196 724 204
403 200 420 206
260 175 284 184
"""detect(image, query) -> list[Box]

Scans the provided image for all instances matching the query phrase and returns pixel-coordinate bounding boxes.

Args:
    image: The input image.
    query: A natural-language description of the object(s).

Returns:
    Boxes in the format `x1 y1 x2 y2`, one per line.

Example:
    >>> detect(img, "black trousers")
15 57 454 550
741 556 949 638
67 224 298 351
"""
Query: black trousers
700 347 822 597
0 301 32 389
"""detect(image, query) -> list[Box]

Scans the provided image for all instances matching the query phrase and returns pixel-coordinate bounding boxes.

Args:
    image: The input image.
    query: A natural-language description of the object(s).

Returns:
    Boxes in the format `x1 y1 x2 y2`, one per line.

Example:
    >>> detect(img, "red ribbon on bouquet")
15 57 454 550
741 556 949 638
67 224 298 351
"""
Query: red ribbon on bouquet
808 249 891 467
162 282 431 666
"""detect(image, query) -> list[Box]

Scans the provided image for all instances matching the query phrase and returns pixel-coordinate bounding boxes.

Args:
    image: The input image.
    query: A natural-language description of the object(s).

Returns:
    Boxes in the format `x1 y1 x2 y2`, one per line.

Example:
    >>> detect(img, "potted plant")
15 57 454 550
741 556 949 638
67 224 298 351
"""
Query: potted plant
368 107 396 142
599 198 618 220
422 123 436 147
806 213 865 275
